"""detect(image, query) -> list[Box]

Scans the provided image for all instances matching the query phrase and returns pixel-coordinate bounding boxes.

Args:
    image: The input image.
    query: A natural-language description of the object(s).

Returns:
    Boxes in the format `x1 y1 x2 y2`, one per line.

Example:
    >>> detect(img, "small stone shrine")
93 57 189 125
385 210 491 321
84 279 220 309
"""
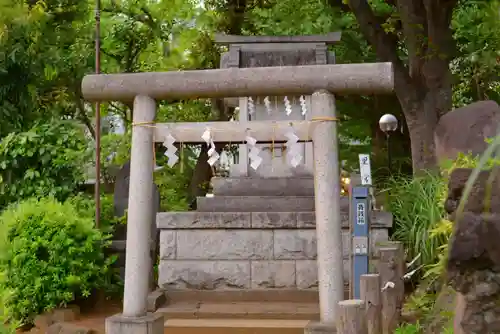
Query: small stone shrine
219 33 338 177
156 34 393 291
111 161 160 289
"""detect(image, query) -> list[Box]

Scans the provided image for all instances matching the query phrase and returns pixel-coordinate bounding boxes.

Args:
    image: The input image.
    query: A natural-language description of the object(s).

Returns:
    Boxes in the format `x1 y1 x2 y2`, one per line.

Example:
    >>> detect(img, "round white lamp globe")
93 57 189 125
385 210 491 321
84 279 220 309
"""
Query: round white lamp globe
379 114 398 133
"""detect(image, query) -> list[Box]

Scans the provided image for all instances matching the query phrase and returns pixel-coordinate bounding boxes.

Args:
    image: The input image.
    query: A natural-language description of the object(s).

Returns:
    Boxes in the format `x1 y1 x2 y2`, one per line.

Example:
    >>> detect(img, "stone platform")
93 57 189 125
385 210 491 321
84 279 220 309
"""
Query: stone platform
157 211 389 289
157 176 392 291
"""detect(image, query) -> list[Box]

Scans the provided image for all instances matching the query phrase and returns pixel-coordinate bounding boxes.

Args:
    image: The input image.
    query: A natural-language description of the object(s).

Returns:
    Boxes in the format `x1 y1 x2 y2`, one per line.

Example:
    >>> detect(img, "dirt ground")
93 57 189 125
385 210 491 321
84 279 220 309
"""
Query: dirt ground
66 298 122 333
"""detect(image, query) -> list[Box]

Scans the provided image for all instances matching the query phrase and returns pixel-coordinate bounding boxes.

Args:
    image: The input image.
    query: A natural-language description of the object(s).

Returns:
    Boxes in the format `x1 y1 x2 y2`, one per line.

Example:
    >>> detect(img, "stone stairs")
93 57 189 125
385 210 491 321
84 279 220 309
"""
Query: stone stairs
164 319 310 334
158 290 325 334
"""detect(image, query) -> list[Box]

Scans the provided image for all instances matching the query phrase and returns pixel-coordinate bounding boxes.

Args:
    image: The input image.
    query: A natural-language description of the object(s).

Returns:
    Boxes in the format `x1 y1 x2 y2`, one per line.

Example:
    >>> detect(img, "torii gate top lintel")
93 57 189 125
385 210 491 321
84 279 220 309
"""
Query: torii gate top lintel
81 62 394 103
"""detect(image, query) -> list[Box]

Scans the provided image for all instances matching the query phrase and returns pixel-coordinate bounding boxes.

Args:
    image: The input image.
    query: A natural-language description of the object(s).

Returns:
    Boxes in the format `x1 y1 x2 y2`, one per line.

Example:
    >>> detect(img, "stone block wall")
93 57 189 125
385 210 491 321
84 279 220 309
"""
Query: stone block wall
157 211 392 290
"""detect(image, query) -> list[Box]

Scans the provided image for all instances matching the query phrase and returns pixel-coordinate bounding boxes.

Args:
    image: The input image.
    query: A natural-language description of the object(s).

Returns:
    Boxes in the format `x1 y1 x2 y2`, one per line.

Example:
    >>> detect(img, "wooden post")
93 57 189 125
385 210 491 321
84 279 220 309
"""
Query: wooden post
336 300 368 334
377 247 401 334
392 242 405 309
360 274 382 334
380 241 405 302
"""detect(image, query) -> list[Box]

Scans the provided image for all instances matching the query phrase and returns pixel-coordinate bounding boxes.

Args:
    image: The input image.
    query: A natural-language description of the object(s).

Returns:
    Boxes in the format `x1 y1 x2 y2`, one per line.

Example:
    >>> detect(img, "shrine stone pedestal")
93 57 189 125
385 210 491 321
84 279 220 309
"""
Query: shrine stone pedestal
157 176 392 290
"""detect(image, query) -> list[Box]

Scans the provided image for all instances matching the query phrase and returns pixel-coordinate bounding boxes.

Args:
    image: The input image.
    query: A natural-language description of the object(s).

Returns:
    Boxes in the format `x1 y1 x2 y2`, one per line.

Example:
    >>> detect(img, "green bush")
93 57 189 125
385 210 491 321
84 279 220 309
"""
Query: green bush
385 172 448 273
394 322 423 334
67 193 124 232
0 287 17 334
0 197 116 324
394 322 453 334
386 153 492 279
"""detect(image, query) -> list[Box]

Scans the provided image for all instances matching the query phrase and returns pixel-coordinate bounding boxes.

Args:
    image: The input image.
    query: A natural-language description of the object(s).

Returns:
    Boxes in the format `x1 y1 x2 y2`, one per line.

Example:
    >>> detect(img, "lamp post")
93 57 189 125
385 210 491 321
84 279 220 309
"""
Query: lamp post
378 114 398 173
94 0 101 228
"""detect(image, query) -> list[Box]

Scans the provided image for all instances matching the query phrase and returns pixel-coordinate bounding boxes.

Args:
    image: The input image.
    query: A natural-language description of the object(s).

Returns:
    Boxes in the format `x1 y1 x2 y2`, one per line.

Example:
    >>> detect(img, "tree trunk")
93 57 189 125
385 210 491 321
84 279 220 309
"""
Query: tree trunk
403 96 441 172
188 99 232 201
188 141 228 202
343 0 456 174
186 0 248 201
189 144 213 200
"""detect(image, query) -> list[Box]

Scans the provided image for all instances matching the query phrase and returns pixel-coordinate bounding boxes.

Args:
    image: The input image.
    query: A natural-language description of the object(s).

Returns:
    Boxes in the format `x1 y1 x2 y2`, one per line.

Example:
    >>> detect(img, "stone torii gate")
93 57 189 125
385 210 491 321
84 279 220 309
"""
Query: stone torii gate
81 62 394 333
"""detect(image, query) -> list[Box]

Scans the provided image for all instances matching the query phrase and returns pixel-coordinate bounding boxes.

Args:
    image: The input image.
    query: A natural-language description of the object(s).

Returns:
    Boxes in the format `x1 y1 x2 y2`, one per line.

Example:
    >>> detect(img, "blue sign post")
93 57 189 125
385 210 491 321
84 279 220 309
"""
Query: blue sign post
350 186 370 299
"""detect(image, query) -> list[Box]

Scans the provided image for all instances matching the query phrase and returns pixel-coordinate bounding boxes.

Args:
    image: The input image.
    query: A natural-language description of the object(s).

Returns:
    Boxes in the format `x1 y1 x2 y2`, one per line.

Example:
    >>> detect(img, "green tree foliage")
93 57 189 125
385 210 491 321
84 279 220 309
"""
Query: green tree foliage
0 0 497 207
0 120 89 209
245 0 500 172
245 0 409 175
452 0 500 106
0 0 94 134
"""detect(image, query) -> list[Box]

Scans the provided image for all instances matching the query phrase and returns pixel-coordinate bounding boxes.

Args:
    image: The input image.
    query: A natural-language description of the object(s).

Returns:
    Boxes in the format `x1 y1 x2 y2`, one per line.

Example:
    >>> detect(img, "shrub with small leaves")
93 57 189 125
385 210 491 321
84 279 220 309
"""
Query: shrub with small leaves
0 197 116 324
66 194 124 233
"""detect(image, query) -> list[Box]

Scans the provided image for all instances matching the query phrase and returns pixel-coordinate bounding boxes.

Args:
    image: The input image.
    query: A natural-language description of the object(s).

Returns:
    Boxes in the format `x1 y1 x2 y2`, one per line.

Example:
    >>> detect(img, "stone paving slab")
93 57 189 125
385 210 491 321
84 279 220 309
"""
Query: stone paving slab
164 289 320 304
157 258 380 290
164 318 309 334
158 301 319 320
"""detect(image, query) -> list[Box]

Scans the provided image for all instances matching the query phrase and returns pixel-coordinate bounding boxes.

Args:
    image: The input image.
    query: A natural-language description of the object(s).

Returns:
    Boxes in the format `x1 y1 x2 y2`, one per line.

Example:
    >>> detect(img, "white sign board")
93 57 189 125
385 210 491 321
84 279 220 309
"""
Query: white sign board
356 202 366 225
358 154 372 185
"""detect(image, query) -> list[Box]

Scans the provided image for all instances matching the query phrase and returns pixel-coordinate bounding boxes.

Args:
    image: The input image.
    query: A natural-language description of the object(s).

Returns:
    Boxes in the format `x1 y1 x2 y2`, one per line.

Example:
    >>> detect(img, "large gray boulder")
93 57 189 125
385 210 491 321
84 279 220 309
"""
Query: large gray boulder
434 100 500 162
444 169 500 333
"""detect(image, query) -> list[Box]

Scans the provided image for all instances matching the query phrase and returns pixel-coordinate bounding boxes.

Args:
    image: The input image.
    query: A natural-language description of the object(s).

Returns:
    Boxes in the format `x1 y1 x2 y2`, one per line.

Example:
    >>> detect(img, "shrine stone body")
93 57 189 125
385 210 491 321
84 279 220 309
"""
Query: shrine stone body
155 34 392 292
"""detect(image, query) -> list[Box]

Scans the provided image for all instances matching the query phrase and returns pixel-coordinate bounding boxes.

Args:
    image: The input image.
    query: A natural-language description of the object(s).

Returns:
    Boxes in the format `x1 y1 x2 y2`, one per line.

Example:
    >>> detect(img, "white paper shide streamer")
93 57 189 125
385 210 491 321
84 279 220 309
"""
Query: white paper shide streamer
263 96 272 114
285 127 302 167
201 128 220 166
284 96 292 116
248 96 255 115
245 134 262 170
163 133 178 167
299 95 307 115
